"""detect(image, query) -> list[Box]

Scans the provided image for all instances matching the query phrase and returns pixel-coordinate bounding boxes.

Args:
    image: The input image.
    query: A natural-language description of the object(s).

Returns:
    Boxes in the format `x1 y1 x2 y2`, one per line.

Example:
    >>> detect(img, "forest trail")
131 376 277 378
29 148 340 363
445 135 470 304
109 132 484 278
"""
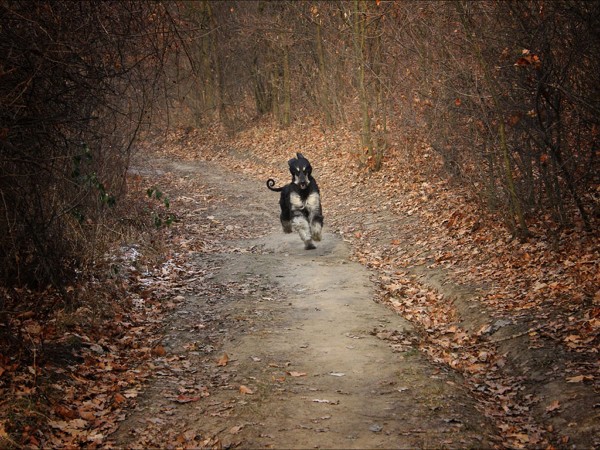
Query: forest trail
109 158 496 448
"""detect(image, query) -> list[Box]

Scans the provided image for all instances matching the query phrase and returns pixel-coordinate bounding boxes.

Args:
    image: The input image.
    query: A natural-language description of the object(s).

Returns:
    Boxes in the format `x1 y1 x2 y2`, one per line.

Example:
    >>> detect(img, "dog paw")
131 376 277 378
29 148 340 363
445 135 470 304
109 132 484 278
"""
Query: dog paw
305 241 316 250
311 223 322 241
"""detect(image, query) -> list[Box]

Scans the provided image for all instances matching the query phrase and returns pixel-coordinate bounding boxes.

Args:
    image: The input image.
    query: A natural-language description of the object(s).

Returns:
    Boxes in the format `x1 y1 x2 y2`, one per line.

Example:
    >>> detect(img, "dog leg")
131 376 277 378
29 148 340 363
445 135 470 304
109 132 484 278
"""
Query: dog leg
292 216 316 250
304 240 316 250
311 221 322 241
281 219 293 233
306 192 323 242
280 193 293 233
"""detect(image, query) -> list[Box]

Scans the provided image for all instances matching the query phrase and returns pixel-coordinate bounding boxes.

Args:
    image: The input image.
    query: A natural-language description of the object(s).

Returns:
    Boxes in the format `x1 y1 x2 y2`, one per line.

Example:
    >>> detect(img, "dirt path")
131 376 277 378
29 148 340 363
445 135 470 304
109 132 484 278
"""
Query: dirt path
109 158 497 448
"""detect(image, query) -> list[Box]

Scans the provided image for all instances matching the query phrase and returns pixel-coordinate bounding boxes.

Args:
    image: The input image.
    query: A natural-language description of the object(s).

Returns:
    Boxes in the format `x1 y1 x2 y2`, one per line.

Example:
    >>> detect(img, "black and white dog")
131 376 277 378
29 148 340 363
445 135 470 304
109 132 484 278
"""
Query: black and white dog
266 153 323 250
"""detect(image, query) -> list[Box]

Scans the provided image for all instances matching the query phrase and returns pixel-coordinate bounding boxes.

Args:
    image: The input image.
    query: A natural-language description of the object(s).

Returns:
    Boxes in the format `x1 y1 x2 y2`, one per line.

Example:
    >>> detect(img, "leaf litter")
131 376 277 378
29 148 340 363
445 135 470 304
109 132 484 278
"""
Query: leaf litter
143 122 598 448
1 122 597 449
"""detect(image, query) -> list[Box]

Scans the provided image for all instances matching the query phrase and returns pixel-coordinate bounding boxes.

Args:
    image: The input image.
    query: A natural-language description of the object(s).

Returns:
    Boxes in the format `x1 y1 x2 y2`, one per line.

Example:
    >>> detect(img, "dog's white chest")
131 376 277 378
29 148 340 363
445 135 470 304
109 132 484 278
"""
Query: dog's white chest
306 192 321 211
290 192 320 212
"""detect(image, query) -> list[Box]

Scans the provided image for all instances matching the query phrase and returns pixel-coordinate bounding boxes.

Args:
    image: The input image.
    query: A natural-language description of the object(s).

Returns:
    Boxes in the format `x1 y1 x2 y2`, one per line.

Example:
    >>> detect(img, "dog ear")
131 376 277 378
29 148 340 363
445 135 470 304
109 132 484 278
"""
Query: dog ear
288 157 297 168
296 152 305 160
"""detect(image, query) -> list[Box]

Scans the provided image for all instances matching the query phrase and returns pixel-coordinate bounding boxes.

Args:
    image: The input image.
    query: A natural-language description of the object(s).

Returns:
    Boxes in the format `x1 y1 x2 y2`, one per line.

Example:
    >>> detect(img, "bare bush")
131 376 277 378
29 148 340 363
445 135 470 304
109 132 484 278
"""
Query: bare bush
383 1 599 235
4 0 595 289
0 1 178 288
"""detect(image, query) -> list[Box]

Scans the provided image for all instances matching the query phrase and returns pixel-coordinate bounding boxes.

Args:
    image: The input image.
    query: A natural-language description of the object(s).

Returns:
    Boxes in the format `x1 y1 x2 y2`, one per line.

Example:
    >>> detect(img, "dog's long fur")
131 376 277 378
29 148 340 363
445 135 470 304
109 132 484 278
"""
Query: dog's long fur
266 153 323 250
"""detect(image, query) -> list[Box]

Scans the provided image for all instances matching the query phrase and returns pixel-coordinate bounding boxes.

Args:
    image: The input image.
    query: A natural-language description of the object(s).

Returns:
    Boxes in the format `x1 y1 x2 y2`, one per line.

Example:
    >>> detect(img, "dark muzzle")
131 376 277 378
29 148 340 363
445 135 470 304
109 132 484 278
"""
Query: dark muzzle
298 174 309 189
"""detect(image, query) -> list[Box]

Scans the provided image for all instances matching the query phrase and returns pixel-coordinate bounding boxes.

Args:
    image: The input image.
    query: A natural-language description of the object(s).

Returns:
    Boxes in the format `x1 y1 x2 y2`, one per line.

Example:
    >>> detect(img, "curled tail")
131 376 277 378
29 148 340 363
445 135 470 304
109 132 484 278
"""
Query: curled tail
266 178 284 192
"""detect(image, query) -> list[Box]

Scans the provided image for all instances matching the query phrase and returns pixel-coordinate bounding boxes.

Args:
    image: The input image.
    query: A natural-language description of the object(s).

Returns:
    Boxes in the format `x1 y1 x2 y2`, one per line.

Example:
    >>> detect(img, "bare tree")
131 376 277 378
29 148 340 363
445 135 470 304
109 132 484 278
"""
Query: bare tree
0 1 180 288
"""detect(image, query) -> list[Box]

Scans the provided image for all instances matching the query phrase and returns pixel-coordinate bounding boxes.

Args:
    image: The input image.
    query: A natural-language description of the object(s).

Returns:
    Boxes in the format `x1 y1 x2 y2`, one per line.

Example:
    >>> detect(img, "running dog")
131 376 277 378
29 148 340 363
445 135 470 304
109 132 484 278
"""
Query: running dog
266 153 323 250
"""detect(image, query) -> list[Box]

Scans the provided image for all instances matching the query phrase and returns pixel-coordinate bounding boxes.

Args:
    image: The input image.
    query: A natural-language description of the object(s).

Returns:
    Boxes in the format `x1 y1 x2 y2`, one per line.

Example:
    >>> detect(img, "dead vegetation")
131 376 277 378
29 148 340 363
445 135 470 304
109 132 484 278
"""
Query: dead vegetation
1 1 598 448
154 120 598 448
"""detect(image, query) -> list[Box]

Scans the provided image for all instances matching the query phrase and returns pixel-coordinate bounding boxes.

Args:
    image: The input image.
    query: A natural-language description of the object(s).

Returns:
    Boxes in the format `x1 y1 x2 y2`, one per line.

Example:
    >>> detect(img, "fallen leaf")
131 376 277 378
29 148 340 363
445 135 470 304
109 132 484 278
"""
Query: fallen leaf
146 417 166 425
174 394 201 403
23 321 42 335
183 429 197 441
312 398 340 404
328 372 345 377
123 388 139 398
78 408 95 421
239 385 253 395
54 405 78 420
184 342 199 351
48 418 87 432
151 345 166 356
566 374 593 383
217 353 229 367
545 400 560 412
508 432 530 443
566 375 584 383
287 371 307 377
229 425 244 434
87 432 104 443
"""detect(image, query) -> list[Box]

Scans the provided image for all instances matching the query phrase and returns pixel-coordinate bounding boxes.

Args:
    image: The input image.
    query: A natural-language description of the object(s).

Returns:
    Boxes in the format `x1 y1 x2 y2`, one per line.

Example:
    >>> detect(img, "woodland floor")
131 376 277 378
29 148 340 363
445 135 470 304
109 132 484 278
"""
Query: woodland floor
2 123 598 449
109 157 496 449
108 122 597 449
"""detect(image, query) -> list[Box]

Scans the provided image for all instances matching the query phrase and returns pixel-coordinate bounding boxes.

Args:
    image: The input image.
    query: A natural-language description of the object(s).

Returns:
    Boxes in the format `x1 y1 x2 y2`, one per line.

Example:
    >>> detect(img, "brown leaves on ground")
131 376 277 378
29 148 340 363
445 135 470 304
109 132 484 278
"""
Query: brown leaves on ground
154 120 598 448
0 167 228 447
0 281 192 448
1 120 597 448
566 374 594 383
545 400 561 413
216 353 229 367
238 385 254 395
287 371 307 377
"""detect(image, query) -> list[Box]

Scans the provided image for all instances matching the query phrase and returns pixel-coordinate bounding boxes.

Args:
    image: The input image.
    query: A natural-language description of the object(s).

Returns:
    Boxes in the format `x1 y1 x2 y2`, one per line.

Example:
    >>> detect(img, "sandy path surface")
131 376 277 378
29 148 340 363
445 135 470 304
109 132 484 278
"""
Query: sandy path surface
110 158 496 448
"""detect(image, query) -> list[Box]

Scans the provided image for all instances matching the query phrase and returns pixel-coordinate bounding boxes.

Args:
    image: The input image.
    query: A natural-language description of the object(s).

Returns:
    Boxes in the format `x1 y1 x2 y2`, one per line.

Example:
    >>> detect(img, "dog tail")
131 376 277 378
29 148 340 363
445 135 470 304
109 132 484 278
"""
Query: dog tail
266 178 284 192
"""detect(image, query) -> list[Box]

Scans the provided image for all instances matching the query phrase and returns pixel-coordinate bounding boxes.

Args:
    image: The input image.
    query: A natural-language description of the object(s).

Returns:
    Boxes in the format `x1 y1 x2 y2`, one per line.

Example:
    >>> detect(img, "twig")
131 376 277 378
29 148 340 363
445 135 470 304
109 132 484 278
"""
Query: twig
467 324 545 348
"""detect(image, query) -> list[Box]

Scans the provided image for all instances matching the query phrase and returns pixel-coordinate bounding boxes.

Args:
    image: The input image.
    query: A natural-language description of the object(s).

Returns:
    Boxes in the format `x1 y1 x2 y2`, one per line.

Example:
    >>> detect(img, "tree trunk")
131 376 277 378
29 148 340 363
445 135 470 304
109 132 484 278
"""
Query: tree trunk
372 12 386 171
282 46 291 127
316 19 334 126
201 1 215 115
206 0 228 126
270 65 280 121
253 55 270 115
353 0 373 165
457 1 528 237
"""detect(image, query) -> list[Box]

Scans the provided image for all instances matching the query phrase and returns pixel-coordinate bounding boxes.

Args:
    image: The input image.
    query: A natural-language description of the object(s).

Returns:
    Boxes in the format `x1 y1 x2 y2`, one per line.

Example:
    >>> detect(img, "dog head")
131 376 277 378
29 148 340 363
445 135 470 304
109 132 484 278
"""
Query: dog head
288 152 312 189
